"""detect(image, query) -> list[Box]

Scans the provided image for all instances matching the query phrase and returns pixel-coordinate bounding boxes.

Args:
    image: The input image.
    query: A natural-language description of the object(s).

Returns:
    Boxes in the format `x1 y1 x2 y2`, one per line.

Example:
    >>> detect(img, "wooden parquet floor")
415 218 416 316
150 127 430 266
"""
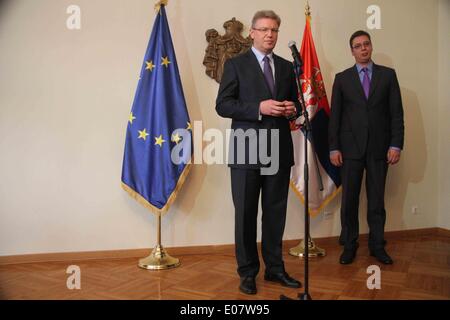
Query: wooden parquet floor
1 233 449 300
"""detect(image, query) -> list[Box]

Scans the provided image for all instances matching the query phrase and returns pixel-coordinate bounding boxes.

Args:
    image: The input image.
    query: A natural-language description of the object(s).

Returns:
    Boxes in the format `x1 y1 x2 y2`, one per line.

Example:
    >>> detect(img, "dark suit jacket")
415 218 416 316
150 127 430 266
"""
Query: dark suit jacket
216 49 300 169
328 64 404 160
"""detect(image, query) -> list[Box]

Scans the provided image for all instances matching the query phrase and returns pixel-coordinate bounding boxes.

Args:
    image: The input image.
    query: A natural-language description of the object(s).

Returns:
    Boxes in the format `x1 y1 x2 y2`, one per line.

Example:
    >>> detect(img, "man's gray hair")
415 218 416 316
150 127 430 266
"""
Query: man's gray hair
251 10 281 28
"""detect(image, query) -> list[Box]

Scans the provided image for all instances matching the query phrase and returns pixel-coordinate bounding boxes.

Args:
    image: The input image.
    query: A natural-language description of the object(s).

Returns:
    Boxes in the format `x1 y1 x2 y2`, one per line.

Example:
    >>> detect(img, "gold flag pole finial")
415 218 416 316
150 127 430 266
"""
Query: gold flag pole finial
155 0 168 12
305 1 311 19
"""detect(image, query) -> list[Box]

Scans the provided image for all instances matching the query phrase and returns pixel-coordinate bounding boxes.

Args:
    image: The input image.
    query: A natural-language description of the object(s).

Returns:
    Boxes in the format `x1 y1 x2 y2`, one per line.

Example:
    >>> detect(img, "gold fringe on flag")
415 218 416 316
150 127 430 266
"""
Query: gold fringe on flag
290 181 342 217
121 161 192 217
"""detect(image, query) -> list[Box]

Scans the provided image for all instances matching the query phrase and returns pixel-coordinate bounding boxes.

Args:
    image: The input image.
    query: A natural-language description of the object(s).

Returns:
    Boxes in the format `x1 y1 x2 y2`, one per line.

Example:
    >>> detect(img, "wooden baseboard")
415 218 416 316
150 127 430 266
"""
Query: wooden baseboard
436 227 450 237
0 227 447 266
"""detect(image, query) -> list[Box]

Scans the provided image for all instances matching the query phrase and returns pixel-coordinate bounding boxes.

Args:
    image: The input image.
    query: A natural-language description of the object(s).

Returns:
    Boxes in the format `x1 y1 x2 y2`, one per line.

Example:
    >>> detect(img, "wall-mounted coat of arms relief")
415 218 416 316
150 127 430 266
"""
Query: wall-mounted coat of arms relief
203 18 253 83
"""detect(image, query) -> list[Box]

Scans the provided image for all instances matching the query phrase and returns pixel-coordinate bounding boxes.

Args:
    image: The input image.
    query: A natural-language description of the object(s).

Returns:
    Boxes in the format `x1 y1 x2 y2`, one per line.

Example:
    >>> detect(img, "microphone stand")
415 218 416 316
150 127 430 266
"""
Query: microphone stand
281 54 323 301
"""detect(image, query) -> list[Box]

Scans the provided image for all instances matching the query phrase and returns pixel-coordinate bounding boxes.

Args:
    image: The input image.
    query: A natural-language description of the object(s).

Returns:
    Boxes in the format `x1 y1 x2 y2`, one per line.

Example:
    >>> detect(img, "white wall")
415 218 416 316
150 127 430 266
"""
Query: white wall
0 0 445 256
438 0 450 230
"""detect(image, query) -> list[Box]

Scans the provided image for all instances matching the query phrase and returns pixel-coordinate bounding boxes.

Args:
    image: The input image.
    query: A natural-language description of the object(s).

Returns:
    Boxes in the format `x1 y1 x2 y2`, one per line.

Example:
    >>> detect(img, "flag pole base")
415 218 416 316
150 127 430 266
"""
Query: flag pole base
138 244 180 270
289 238 326 258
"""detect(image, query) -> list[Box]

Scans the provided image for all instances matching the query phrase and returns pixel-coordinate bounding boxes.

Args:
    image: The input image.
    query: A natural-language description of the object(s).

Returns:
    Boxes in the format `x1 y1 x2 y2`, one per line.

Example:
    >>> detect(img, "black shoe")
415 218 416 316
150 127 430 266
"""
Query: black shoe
264 272 302 288
239 276 257 295
339 248 357 264
370 249 393 265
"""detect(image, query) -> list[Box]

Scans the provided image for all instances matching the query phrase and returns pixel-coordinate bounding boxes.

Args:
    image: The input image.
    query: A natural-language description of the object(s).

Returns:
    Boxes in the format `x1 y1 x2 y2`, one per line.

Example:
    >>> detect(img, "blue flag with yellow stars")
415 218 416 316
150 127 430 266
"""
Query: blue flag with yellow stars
121 4 192 215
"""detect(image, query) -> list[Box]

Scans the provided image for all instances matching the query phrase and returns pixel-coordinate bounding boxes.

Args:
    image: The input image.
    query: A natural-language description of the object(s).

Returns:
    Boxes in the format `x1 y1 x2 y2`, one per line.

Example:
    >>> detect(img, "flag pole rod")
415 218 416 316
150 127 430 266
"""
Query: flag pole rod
157 214 162 246
138 213 181 270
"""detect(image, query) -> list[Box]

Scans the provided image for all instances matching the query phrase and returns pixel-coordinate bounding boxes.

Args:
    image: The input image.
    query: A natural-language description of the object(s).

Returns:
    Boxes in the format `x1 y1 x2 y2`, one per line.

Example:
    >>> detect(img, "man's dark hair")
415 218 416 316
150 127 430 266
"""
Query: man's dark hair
349 30 371 48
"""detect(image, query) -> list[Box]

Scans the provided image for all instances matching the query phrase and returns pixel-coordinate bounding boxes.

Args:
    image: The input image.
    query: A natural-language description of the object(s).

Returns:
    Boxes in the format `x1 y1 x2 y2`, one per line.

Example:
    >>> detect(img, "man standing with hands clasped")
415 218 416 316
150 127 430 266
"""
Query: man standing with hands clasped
329 30 404 265
216 10 301 295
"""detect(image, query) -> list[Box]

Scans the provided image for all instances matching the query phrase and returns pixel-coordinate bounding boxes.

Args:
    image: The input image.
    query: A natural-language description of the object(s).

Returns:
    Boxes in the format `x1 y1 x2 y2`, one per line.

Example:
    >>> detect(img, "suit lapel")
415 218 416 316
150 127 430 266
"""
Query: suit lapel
368 63 380 101
246 50 273 98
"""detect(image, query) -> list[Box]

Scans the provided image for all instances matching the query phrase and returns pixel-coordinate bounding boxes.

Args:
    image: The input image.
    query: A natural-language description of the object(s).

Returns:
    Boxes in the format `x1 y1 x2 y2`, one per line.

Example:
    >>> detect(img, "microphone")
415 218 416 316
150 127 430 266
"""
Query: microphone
288 41 303 67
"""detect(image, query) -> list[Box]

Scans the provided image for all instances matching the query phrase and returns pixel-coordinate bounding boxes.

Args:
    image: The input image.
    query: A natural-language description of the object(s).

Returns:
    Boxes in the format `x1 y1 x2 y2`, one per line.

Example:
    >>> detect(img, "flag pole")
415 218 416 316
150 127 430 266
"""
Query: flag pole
138 213 181 270
133 0 181 270
288 1 326 259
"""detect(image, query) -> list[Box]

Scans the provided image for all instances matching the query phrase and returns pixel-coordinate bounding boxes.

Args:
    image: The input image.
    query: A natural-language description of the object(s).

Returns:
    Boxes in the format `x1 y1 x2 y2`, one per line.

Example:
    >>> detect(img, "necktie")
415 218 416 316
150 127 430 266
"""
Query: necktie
263 56 275 97
362 67 370 99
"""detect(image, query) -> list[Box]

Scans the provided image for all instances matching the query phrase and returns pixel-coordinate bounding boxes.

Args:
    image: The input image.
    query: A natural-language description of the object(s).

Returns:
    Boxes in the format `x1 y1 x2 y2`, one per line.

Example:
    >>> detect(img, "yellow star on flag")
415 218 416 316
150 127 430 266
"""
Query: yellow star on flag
186 122 192 131
172 133 182 144
155 135 166 147
145 60 155 71
138 128 149 140
161 56 171 68
129 112 136 124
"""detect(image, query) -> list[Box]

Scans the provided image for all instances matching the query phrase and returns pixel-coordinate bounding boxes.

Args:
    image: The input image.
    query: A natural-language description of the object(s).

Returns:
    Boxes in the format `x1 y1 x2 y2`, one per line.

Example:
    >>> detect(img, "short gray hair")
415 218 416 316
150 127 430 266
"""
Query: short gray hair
251 10 281 28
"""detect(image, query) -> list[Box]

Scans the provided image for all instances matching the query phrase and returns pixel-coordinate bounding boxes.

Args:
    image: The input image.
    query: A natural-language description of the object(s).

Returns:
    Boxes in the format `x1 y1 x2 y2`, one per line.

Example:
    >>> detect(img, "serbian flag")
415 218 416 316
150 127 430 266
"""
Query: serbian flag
290 13 341 216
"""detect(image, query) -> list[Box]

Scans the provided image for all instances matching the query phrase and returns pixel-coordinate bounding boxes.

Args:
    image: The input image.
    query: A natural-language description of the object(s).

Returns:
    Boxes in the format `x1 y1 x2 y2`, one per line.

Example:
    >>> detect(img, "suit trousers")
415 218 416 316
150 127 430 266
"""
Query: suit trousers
230 167 290 277
339 156 388 251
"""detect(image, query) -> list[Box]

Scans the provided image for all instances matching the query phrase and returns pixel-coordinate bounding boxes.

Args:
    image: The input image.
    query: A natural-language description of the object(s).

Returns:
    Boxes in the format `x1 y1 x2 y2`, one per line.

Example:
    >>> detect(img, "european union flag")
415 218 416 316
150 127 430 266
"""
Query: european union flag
121 5 192 215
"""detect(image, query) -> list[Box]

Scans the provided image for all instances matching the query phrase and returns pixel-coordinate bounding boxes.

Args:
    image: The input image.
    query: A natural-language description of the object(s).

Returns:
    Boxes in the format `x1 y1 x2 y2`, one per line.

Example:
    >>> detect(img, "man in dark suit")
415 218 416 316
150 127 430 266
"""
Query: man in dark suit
329 30 404 265
216 10 301 295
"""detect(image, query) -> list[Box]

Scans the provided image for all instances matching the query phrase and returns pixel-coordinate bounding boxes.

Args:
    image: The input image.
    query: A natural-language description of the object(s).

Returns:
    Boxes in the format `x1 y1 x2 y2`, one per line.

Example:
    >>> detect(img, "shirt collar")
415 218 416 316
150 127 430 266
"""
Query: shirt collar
252 46 274 64
356 61 374 73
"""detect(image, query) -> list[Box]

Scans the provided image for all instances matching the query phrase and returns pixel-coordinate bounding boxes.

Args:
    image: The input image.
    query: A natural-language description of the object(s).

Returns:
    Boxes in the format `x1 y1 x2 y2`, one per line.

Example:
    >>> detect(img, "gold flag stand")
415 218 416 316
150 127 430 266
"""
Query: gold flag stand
289 236 326 258
138 214 180 270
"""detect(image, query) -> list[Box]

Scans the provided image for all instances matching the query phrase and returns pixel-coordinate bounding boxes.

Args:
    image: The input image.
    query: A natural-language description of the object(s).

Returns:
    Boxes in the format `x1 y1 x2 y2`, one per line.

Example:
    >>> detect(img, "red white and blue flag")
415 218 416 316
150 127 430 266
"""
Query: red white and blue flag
290 13 341 216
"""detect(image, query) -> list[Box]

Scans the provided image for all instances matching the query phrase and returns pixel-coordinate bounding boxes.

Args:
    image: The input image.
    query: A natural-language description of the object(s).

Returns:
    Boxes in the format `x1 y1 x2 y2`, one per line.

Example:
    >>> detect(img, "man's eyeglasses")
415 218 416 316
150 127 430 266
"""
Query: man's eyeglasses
352 41 371 50
253 27 279 34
